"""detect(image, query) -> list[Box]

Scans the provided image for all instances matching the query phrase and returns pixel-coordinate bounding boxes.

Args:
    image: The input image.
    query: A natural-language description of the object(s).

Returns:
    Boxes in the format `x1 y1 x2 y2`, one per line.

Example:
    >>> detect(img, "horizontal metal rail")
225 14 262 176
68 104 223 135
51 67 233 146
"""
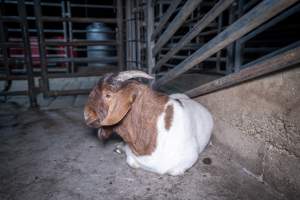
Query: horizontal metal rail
152 0 299 89
47 57 117 63
40 16 117 23
70 3 115 9
44 40 117 46
186 41 300 97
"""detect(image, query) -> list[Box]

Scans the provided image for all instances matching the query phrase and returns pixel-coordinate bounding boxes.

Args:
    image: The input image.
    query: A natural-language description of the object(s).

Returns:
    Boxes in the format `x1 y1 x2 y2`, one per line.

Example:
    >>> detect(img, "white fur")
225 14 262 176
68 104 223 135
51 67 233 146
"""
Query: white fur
124 93 213 175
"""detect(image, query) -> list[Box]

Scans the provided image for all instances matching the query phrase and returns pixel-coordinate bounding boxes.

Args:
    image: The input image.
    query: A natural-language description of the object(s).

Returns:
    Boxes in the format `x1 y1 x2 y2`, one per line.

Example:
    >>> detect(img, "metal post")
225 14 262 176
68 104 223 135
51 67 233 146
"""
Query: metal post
226 4 236 74
125 0 131 69
117 0 124 70
34 0 50 97
18 0 38 107
234 0 245 72
146 0 155 75
0 3 10 89
134 0 141 69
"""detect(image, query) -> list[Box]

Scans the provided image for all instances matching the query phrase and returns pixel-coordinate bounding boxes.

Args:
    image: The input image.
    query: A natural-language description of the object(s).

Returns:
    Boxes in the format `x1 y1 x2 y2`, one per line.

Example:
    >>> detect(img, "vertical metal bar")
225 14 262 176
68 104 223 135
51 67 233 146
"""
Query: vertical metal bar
135 0 141 69
226 4 235 74
34 0 49 97
0 3 10 81
146 0 155 74
234 0 244 72
67 1 74 73
216 14 222 72
61 1 70 72
126 0 132 69
130 1 136 69
117 0 124 70
18 0 38 107
132 1 137 69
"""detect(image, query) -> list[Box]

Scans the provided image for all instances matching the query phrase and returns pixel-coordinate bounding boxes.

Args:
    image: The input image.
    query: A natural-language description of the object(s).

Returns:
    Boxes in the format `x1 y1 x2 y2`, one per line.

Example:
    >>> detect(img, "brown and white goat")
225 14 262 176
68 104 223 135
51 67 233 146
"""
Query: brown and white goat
84 70 213 175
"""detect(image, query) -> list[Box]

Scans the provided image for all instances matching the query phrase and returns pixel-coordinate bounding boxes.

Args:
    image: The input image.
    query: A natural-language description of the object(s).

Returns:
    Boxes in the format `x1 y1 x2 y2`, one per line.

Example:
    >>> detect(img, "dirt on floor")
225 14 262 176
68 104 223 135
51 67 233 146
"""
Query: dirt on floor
0 103 285 200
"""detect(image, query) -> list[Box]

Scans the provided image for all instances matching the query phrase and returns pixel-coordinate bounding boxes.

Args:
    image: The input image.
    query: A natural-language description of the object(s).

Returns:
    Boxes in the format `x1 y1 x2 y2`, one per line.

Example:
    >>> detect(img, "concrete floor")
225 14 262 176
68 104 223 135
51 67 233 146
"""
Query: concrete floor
0 102 284 200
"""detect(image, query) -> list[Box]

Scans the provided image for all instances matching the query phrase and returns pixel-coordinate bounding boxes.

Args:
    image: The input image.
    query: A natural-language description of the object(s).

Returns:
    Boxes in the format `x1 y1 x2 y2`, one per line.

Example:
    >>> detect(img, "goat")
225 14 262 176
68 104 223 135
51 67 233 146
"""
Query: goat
84 70 213 175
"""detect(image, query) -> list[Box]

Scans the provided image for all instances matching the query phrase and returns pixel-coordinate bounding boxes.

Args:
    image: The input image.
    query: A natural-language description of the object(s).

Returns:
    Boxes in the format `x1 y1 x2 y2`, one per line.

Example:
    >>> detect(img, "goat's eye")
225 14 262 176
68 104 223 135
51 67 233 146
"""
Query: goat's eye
105 94 111 98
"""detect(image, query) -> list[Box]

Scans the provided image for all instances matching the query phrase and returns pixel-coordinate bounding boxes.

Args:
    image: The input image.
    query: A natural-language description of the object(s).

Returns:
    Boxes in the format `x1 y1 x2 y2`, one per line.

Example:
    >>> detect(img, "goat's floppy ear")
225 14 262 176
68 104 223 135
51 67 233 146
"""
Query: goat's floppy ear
100 86 136 126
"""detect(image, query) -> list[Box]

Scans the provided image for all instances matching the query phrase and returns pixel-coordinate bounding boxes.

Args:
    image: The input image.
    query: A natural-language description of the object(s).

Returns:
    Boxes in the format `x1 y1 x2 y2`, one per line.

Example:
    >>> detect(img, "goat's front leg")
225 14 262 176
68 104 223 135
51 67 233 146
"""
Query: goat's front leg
124 145 140 169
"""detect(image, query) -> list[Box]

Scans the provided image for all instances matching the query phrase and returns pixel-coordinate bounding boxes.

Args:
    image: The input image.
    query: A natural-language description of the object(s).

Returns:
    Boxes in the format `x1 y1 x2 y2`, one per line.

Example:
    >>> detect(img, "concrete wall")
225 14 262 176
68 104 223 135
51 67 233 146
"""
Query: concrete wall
194 66 300 199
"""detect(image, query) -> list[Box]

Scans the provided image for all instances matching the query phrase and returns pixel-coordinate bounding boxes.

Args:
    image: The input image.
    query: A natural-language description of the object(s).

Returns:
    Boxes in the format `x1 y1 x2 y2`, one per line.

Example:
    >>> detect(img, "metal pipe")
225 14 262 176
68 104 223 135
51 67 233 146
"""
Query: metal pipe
18 0 38 107
34 0 50 97
186 41 300 97
153 0 203 55
151 0 181 40
117 0 124 70
153 0 299 89
153 0 234 72
41 16 117 24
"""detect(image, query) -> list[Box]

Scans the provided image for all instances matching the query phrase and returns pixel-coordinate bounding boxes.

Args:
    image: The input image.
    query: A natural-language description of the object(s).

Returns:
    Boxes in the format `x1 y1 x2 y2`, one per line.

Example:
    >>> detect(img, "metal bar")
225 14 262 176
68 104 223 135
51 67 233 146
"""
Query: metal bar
240 2 300 43
130 0 137 69
0 75 28 80
226 4 236 74
117 0 124 70
0 42 24 47
216 13 223 72
135 0 141 69
47 57 118 63
153 0 299 89
0 16 22 22
66 1 74 73
4 0 61 6
234 0 245 72
146 0 155 74
0 90 28 96
34 0 49 96
153 0 234 72
151 0 181 40
70 3 115 9
186 41 300 97
40 16 117 23
44 40 117 46
0 3 10 83
47 89 90 97
152 0 203 55
126 0 132 69
7 28 64 33
18 0 38 107
61 1 70 73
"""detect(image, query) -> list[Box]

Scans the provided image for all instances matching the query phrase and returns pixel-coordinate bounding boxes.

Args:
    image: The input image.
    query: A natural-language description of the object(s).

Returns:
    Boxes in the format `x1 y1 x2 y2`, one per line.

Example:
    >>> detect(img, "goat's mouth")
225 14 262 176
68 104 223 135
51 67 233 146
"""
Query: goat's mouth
86 118 102 128
84 112 102 128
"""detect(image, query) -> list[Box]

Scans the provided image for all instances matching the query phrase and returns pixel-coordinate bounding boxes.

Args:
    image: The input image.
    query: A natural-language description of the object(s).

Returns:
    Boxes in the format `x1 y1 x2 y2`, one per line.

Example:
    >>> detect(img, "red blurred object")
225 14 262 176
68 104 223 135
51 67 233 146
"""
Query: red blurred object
9 36 78 68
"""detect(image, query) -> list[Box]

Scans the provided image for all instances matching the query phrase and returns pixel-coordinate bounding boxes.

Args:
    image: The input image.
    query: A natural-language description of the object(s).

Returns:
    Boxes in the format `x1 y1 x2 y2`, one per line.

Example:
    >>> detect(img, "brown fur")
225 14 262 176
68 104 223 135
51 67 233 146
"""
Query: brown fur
115 82 168 155
164 104 174 130
84 77 169 156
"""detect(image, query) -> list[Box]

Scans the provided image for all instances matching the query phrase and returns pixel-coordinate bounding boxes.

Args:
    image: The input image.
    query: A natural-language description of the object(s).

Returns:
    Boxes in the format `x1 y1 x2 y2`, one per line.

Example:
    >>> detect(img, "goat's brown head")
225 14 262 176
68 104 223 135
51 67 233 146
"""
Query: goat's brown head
84 70 154 139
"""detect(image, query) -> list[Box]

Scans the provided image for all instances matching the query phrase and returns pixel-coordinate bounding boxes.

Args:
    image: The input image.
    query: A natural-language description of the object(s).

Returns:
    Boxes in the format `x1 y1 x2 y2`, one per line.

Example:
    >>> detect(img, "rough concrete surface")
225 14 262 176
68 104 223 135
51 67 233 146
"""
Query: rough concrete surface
0 104 283 200
195 66 300 200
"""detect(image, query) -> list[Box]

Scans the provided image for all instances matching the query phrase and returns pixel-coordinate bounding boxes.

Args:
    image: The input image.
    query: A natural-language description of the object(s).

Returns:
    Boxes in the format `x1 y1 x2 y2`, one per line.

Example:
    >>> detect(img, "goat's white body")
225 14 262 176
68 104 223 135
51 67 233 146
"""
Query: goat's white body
124 94 213 175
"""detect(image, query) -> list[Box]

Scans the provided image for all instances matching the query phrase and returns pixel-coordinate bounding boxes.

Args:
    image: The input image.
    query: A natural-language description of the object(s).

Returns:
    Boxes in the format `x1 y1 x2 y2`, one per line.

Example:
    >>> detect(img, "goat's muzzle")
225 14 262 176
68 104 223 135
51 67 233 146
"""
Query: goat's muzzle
84 105 102 128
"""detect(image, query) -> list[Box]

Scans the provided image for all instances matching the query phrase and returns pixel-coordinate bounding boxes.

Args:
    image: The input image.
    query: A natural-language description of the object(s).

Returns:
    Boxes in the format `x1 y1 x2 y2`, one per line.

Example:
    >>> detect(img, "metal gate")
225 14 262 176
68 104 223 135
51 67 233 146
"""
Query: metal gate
0 0 124 107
